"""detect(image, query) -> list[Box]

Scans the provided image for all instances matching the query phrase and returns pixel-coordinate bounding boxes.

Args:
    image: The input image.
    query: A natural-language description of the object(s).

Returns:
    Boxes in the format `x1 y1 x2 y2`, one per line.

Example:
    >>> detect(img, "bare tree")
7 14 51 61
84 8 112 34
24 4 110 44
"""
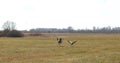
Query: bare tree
1 21 23 37
2 21 16 31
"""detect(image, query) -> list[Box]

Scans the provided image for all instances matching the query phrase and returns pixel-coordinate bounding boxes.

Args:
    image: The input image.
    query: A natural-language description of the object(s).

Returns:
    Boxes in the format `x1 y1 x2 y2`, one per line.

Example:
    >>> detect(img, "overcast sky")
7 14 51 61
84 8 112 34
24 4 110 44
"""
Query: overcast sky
0 0 120 30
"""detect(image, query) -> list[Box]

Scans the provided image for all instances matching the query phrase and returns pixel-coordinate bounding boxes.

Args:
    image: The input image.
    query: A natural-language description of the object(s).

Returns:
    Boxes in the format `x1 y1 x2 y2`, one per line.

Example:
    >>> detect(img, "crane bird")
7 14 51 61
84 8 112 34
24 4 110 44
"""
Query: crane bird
57 38 63 46
67 40 77 45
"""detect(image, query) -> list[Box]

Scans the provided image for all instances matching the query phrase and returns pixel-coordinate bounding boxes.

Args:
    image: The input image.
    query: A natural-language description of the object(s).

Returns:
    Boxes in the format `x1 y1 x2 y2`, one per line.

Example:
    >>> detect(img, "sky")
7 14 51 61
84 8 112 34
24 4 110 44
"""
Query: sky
0 0 120 30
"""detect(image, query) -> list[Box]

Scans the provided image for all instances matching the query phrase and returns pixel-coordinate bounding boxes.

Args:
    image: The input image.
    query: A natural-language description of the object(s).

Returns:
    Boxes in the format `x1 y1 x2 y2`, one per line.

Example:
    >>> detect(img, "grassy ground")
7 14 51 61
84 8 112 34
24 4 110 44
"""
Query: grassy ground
0 33 120 63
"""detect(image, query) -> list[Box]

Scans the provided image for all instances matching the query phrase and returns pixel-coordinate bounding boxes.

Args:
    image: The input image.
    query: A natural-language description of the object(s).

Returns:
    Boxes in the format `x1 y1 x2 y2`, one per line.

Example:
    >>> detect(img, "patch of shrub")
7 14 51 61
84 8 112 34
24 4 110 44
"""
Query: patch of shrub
0 31 2 37
0 29 10 37
0 30 24 37
6 30 24 37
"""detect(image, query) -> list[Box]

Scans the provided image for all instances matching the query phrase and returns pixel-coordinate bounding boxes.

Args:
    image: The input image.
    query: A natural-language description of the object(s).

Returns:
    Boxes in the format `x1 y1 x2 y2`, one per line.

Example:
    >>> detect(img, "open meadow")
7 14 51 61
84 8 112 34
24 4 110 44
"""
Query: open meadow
0 33 120 63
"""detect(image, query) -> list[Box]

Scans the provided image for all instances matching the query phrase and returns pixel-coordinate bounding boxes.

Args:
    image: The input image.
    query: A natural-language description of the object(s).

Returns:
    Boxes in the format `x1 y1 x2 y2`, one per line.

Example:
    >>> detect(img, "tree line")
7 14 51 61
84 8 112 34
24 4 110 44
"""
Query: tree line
1 21 120 37
29 26 120 33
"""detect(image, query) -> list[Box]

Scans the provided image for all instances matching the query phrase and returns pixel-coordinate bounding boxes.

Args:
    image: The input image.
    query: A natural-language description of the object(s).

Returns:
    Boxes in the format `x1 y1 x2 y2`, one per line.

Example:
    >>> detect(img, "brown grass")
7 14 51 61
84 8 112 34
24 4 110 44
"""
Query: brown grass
0 33 120 63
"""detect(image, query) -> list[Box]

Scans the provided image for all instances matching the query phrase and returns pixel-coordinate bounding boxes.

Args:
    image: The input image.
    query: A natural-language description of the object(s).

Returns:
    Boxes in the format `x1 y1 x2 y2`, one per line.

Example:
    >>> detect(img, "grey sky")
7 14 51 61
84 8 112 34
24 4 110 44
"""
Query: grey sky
0 0 120 30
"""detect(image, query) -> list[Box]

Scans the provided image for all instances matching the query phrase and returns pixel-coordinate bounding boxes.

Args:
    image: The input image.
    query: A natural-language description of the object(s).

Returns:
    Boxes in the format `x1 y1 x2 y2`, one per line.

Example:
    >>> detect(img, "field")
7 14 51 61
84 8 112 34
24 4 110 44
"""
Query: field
0 33 120 63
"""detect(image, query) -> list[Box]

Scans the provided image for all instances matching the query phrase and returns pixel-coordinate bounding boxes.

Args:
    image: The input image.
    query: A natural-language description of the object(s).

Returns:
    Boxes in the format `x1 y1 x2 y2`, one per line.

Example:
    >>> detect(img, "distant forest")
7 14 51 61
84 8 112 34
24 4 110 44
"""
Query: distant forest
25 26 120 33
2 21 120 37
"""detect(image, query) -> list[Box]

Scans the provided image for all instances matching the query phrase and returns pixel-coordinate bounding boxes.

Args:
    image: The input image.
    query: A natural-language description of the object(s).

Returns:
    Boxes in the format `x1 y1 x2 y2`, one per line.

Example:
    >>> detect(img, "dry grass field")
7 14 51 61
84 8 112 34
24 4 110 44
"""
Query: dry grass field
0 33 120 63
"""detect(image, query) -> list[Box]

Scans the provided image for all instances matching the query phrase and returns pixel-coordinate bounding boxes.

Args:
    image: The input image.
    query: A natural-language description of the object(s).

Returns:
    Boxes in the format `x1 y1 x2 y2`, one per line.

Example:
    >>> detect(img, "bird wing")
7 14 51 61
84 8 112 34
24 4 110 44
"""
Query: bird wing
67 41 72 44
72 41 77 45
57 38 59 41
57 38 60 42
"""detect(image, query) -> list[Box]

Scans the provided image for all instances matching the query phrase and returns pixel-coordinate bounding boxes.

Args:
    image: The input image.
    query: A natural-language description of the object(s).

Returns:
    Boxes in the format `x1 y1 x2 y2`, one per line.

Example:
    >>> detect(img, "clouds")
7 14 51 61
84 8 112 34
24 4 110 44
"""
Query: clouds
103 0 120 23
0 0 120 30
